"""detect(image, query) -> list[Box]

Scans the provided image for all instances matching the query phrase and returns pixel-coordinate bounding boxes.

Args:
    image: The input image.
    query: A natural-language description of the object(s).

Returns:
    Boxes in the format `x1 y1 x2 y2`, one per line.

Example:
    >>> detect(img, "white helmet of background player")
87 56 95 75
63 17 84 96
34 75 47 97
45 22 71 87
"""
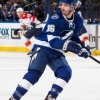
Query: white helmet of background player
60 0 78 16
16 7 24 18
76 0 81 8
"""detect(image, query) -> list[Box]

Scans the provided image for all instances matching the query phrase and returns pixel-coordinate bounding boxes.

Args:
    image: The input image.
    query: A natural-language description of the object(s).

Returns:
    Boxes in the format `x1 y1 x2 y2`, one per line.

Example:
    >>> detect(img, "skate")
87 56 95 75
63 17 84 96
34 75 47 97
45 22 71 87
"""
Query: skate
9 96 16 100
45 94 56 100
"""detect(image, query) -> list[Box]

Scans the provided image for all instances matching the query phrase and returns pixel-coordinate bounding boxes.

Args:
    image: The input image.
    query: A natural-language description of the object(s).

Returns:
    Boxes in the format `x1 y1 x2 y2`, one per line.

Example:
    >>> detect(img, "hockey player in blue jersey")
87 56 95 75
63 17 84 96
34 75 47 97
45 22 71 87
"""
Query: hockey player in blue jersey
9 0 91 100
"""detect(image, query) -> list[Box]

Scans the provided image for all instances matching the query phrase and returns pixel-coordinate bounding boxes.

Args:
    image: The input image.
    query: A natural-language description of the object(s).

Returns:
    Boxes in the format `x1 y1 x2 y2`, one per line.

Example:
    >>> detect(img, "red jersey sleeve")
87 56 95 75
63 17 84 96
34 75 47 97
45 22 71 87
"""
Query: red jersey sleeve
30 15 36 22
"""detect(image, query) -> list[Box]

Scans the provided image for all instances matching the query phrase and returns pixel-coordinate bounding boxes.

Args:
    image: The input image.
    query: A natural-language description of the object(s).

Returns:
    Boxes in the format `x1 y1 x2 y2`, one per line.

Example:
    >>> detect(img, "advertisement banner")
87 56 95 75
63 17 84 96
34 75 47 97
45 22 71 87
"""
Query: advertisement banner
0 23 27 47
85 24 97 49
0 23 31 52
0 22 46 52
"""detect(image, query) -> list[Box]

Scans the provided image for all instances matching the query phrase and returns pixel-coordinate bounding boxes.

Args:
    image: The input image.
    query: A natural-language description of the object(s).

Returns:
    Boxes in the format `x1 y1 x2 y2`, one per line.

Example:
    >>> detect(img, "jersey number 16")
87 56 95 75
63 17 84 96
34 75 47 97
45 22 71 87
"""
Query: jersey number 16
46 25 55 32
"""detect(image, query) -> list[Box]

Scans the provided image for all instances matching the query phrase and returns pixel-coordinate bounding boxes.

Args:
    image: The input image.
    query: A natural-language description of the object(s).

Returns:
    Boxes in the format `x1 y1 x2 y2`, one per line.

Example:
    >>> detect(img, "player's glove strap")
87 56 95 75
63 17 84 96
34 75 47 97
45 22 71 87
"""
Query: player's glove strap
62 40 70 51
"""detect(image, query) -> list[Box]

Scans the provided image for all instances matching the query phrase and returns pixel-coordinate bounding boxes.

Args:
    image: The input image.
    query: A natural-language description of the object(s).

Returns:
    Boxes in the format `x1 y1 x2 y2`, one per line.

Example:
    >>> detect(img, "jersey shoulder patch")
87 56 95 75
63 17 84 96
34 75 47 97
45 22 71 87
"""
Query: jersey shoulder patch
51 14 59 19
21 13 27 19
21 13 31 19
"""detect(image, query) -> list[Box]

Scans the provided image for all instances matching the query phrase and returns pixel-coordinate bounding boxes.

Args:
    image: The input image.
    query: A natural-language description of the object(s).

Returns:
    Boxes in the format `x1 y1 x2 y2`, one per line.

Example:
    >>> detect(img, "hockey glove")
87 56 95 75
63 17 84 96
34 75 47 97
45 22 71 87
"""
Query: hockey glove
31 22 36 28
78 48 89 58
14 29 20 35
62 40 82 54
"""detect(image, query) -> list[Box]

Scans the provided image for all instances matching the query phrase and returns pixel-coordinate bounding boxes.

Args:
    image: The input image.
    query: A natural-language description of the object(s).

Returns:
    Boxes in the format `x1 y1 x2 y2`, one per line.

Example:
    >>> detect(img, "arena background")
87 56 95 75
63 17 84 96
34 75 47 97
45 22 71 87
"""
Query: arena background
0 0 100 55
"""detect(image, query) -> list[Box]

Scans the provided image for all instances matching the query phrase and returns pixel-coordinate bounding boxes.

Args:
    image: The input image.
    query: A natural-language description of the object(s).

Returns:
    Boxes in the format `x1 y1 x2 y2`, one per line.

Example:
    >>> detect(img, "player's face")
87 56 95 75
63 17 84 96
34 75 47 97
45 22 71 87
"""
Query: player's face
17 11 23 18
60 2 73 16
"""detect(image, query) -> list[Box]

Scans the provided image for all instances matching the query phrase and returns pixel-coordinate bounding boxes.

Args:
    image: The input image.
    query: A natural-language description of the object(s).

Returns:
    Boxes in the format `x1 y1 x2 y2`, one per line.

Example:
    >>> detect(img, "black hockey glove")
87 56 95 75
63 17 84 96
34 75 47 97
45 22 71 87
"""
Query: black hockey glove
14 29 20 35
31 22 36 28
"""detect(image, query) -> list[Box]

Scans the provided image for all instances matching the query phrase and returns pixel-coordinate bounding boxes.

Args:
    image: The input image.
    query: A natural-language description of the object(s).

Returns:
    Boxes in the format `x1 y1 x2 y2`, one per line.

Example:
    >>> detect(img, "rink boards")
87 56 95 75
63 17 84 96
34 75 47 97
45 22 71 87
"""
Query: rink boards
0 22 100 55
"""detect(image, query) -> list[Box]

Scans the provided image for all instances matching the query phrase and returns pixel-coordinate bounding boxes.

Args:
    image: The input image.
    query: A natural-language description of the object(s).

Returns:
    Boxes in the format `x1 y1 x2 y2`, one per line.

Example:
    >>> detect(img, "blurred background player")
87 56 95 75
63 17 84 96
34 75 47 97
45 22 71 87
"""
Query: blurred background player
75 0 91 53
14 7 42 54
9 0 91 100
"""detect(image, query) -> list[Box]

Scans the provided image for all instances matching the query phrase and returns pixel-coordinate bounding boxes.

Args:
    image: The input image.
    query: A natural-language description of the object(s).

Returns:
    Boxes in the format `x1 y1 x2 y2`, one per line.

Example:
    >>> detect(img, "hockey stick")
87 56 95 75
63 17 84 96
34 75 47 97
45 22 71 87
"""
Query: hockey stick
89 55 100 64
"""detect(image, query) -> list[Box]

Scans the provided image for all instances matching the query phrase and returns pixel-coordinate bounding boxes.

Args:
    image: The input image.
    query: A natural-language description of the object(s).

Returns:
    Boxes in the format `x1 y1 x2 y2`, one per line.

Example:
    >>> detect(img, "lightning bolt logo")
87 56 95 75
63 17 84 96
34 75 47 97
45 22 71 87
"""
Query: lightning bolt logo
61 30 73 40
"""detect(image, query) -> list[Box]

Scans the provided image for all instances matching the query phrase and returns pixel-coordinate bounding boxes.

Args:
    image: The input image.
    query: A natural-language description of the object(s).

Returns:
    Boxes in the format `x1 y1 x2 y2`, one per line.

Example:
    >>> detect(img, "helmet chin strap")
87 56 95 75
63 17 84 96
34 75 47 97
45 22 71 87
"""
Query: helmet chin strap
65 10 73 16
65 5 75 17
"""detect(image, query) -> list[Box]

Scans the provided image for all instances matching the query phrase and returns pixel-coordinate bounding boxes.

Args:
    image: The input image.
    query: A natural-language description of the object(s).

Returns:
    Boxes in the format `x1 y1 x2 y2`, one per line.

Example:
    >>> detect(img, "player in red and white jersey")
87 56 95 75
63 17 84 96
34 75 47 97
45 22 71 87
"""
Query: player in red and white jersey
17 8 41 29
14 7 42 53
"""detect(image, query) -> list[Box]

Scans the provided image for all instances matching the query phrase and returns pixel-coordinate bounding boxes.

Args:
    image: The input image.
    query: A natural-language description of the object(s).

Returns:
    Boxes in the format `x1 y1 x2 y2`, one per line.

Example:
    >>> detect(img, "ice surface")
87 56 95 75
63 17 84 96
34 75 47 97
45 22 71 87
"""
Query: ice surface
0 52 100 100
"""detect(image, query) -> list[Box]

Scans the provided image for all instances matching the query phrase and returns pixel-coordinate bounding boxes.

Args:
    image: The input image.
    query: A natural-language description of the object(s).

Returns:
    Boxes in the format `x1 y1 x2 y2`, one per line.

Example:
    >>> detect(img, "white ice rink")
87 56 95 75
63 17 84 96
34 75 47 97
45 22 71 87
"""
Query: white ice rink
0 52 100 100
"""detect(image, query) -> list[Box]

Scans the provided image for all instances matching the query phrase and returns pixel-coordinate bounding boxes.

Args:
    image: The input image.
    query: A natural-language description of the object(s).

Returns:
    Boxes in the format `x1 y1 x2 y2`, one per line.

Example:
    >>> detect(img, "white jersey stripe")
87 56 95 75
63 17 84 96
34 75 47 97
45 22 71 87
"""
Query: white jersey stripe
47 35 60 41
34 39 65 55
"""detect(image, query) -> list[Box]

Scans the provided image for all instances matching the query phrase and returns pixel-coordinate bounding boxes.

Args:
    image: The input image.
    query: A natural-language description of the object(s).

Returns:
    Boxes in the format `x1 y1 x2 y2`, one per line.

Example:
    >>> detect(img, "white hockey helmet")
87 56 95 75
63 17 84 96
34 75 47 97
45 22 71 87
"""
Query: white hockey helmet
76 0 81 6
16 7 24 12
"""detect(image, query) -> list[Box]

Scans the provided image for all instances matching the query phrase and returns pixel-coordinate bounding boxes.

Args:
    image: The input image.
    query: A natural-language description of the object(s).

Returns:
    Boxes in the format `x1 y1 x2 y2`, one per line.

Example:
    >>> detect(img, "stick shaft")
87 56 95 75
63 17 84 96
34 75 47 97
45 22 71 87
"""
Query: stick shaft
89 55 100 64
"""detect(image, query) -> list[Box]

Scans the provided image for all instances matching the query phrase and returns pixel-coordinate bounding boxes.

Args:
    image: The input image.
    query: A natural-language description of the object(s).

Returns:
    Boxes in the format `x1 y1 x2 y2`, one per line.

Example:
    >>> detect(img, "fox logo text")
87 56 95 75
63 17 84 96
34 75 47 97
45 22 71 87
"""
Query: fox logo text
0 28 9 39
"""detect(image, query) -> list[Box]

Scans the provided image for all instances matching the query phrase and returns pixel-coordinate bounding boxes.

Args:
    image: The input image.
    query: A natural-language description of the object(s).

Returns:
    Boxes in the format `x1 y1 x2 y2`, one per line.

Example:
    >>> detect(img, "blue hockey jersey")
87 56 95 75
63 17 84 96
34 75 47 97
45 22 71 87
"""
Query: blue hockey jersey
33 11 83 56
